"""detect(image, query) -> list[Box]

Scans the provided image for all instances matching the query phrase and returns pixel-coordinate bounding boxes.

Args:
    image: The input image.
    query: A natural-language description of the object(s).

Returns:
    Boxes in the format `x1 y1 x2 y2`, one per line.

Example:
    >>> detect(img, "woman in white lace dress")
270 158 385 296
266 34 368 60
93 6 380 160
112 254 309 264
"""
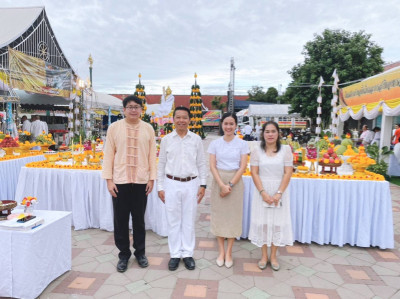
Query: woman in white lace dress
249 121 293 271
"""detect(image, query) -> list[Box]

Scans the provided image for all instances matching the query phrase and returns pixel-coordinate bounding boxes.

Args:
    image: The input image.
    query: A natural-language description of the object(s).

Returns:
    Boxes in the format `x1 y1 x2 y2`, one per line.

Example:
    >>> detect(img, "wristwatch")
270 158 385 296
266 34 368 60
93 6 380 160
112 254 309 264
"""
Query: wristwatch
276 190 283 194
200 185 207 189
228 181 234 188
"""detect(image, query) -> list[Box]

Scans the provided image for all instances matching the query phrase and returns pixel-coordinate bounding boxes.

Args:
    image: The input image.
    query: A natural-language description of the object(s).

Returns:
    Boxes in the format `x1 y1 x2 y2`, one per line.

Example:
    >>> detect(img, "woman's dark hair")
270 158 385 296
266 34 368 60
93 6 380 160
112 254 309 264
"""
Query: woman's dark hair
372 126 381 132
123 95 142 108
219 112 237 136
260 121 281 153
173 106 191 117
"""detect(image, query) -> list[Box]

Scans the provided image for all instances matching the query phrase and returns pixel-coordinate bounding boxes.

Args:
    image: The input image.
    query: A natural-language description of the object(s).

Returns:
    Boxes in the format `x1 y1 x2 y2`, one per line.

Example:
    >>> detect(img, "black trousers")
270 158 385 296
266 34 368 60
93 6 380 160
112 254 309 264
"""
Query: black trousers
113 183 147 260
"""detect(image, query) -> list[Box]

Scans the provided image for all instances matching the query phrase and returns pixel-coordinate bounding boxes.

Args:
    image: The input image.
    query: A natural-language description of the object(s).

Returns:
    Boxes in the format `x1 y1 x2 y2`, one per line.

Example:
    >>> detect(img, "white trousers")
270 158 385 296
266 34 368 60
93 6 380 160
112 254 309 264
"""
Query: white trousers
164 177 199 258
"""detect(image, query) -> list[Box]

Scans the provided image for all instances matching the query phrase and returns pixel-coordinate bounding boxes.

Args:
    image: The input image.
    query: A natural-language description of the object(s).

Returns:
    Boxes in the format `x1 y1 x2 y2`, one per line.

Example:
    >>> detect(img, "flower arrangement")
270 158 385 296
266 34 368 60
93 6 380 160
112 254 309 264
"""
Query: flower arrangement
292 171 384 181
21 196 37 206
25 160 102 170
0 152 42 161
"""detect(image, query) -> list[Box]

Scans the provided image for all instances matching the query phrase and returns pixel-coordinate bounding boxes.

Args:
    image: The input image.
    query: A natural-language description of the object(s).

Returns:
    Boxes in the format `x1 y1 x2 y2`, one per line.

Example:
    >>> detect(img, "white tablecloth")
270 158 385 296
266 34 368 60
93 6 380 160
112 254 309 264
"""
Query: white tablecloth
0 210 71 299
0 155 45 201
388 154 400 176
14 167 168 235
15 167 114 231
242 176 394 249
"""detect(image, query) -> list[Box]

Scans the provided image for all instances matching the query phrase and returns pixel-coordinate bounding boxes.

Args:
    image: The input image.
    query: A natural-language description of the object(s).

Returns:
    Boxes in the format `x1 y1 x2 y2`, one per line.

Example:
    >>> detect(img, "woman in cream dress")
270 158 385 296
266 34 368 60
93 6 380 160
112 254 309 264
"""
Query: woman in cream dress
208 112 249 268
249 121 293 271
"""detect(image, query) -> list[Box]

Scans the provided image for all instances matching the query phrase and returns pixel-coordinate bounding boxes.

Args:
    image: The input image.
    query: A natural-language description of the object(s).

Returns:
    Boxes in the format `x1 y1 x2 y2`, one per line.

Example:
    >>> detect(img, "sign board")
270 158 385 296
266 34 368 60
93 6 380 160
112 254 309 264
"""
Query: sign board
202 110 222 126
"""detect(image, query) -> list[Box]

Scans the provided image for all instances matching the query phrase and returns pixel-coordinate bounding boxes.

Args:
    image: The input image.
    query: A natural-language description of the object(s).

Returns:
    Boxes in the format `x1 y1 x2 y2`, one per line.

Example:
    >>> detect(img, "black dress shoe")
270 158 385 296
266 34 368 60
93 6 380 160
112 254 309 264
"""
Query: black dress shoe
117 258 129 272
136 255 149 268
183 257 195 270
168 258 181 271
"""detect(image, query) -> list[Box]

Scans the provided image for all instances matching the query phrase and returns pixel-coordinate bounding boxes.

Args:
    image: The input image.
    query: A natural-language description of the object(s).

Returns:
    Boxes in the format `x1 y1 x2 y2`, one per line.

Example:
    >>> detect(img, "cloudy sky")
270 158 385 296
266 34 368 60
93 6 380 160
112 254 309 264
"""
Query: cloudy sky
3 0 400 95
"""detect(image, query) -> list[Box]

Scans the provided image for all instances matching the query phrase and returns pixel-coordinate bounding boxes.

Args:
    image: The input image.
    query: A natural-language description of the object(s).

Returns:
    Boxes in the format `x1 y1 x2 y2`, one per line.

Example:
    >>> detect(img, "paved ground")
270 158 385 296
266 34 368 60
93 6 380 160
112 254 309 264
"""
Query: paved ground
37 134 400 299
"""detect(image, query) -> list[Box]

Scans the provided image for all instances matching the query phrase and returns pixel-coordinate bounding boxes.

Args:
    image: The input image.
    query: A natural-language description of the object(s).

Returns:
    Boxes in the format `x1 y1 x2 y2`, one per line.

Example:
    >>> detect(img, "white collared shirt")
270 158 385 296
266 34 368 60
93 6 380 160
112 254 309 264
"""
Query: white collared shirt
22 120 31 132
30 120 45 138
157 129 207 191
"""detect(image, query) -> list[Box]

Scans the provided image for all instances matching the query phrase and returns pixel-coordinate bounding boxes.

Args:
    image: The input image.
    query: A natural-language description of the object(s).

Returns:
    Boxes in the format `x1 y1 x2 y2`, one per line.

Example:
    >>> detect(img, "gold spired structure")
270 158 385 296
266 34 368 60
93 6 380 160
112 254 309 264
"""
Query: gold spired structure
134 73 149 121
189 73 205 139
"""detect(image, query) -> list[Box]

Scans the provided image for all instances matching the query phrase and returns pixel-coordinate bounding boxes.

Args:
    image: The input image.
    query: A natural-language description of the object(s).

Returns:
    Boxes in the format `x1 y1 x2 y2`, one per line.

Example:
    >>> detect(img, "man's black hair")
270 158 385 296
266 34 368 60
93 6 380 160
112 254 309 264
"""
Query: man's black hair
123 95 142 108
173 106 190 117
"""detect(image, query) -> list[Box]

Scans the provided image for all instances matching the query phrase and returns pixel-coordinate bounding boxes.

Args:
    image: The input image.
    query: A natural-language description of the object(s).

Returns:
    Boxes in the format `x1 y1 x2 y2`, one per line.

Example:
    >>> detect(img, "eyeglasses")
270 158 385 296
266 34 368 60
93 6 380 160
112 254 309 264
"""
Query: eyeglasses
125 105 142 111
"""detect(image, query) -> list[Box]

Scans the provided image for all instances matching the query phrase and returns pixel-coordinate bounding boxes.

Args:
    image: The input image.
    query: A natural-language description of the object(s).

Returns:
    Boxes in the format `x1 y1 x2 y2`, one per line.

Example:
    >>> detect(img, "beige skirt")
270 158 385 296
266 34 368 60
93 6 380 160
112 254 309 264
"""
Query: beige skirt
210 169 244 238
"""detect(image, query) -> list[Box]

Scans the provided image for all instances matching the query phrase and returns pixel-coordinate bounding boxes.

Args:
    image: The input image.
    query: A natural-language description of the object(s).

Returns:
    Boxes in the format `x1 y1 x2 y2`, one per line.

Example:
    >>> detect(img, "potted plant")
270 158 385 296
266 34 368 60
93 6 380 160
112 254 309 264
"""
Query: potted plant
366 144 393 180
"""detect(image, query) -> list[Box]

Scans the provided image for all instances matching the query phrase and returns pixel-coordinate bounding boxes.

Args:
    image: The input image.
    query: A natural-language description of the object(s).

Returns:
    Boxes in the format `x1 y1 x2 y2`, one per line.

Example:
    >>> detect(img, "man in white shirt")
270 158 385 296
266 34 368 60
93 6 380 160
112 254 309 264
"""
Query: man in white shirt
21 115 31 132
157 106 207 271
371 127 381 145
30 115 45 139
360 125 373 146
243 123 253 141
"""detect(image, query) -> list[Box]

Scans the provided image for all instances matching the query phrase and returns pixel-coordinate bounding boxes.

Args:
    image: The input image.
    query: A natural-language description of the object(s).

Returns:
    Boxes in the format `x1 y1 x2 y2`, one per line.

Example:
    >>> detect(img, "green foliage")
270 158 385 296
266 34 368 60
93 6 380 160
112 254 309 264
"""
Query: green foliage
286 29 384 123
151 121 158 132
265 87 278 103
19 133 32 143
277 92 291 104
247 86 279 103
247 86 266 102
366 144 392 163
211 96 226 110
141 113 151 123
366 144 393 178
163 123 173 134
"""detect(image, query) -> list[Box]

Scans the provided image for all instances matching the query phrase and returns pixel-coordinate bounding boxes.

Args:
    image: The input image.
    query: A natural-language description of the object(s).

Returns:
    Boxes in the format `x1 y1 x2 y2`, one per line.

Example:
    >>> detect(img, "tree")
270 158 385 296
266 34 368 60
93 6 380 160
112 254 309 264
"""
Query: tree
211 96 226 111
247 85 278 103
247 85 267 102
265 87 278 103
286 29 384 124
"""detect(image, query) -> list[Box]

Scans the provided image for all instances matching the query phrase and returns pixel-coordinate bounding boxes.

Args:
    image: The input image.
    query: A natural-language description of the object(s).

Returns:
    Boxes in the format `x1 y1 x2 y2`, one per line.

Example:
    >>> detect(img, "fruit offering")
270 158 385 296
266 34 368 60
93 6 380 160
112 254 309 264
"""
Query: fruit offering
306 139 318 160
335 134 359 155
0 135 19 148
342 145 357 156
347 145 375 176
35 133 56 145
317 136 329 152
319 146 342 165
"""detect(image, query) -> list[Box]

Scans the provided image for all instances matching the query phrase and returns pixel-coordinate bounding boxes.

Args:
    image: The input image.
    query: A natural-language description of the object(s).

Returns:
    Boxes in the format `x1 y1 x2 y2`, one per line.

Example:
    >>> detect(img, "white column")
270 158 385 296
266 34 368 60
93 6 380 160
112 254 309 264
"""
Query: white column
337 120 344 136
379 114 394 149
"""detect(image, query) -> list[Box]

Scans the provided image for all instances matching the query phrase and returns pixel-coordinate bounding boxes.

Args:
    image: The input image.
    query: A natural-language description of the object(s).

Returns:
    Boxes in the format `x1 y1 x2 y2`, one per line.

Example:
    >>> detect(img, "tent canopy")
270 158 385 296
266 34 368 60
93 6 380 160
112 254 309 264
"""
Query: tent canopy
0 6 43 48
339 66 400 120
248 104 299 117
16 89 123 112
92 92 123 110
236 109 248 117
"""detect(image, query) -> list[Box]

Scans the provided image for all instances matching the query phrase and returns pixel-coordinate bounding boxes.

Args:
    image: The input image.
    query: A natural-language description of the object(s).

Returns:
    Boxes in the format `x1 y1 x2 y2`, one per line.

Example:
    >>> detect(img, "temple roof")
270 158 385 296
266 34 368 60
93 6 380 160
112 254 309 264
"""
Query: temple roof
0 6 43 48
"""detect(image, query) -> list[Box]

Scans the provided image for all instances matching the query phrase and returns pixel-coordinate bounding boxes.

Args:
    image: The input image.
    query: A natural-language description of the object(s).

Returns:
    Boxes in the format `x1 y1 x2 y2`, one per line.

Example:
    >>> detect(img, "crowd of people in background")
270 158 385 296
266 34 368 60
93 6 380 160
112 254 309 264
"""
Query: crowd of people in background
0 114 48 138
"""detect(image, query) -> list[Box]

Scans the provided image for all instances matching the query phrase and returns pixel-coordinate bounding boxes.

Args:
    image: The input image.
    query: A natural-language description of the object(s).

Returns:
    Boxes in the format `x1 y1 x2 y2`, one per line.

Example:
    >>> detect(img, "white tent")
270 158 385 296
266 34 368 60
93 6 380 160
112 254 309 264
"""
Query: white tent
91 92 123 111
248 104 299 117
236 109 248 117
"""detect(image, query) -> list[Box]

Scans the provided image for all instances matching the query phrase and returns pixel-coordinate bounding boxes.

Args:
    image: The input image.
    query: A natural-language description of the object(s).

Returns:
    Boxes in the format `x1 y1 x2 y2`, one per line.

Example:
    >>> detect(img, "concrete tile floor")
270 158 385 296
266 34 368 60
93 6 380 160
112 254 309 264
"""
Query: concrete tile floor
35 182 400 299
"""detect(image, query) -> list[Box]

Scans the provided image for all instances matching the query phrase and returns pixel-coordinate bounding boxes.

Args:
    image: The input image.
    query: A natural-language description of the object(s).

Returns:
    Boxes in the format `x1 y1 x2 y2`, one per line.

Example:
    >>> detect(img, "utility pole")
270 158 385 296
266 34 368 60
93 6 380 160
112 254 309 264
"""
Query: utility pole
227 57 235 113
278 84 282 104
88 54 93 88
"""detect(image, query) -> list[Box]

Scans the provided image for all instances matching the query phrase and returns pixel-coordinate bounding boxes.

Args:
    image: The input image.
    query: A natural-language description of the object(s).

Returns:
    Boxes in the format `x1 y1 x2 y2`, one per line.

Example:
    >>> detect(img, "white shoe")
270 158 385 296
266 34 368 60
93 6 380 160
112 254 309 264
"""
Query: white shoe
225 259 233 268
216 259 224 267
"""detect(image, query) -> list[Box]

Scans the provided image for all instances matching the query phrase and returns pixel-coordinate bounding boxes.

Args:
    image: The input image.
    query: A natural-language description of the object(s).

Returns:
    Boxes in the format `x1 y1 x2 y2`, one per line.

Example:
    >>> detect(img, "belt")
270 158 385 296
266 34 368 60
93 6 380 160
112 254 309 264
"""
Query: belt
166 174 197 182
